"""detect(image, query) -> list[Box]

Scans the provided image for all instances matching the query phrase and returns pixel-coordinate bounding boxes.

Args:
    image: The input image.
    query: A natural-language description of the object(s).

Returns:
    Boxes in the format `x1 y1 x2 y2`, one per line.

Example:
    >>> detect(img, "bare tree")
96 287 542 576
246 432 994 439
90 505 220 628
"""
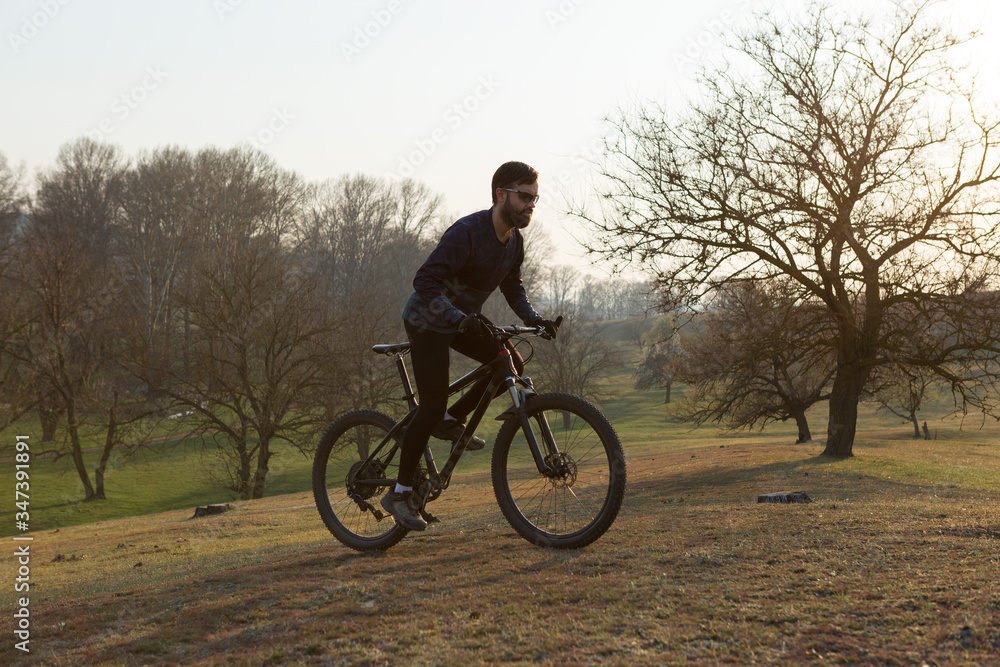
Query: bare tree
14 138 129 499
542 264 581 313
171 240 333 500
866 364 939 438
0 151 29 433
579 1 1000 455
118 146 199 389
297 175 441 412
530 307 623 425
133 147 332 500
671 280 834 443
633 316 678 404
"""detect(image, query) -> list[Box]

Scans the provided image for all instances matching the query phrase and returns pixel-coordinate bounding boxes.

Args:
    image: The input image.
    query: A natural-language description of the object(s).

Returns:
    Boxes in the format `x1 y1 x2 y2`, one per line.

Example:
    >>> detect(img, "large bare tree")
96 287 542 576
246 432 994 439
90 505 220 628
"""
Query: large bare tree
132 147 333 500
579 0 1000 455
173 237 334 500
14 138 129 499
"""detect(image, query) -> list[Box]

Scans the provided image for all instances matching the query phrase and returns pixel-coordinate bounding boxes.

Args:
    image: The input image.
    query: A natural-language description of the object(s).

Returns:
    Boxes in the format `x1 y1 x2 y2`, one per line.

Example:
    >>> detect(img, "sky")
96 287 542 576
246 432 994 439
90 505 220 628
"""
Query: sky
2 0 999 275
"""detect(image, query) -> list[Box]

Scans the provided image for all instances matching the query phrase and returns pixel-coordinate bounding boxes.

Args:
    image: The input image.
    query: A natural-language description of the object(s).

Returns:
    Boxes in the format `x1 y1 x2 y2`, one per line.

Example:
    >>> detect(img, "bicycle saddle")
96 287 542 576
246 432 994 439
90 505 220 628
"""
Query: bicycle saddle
371 342 411 355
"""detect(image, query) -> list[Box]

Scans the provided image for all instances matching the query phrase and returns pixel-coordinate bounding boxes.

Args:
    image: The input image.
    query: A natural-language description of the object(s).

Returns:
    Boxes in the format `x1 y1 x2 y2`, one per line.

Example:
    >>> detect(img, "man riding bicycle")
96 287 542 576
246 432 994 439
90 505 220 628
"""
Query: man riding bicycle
383 161 559 531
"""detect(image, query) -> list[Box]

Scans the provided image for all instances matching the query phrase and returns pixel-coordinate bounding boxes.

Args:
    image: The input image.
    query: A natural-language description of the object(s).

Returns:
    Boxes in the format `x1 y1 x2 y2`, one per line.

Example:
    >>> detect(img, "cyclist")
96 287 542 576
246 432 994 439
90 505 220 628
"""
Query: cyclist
382 161 560 531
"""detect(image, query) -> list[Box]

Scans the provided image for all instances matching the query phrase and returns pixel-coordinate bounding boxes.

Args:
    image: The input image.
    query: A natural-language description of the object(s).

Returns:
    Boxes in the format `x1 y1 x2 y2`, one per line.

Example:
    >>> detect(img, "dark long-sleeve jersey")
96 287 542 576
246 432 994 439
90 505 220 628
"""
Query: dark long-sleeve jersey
402 208 540 333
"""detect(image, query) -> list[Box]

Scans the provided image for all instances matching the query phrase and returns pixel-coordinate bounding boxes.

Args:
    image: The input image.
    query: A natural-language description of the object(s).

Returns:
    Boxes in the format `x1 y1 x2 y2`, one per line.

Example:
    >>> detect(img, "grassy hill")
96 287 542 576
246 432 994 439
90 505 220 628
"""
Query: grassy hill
4 427 998 665
3 358 999 665
3 320 995 537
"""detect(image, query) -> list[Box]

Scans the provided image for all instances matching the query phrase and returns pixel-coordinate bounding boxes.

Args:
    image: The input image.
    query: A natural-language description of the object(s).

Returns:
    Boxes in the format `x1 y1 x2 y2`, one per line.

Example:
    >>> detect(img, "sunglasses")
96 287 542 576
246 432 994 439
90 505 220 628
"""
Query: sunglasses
501 188 540 205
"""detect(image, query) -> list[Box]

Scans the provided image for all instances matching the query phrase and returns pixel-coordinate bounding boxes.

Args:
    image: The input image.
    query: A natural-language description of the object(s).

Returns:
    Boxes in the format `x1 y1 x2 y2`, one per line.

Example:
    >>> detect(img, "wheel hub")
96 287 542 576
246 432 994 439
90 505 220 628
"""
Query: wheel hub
544 452 578 489
346 459 388 500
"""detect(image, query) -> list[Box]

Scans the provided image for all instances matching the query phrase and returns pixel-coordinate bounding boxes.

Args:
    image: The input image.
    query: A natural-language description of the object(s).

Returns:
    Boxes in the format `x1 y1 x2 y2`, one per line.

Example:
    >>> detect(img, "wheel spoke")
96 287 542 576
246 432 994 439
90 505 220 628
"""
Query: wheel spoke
493 394 626 547
313 411 408 551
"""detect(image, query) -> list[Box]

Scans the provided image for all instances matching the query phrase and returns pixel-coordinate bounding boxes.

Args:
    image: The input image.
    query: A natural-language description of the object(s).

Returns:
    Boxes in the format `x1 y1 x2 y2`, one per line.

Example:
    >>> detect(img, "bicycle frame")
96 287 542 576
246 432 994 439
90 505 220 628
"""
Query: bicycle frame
349 332 560 504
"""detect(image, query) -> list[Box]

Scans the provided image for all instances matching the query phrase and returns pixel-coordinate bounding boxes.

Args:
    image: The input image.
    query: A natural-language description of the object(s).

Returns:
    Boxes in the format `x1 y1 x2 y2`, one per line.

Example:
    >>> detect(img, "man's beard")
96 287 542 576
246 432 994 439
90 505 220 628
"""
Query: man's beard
503 198 532 229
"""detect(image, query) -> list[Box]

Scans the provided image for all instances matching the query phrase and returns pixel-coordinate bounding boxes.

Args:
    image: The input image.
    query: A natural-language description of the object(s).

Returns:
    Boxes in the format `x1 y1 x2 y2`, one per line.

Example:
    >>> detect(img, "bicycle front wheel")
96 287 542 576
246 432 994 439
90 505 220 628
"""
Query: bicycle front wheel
492 393 626 549
312 410 408 551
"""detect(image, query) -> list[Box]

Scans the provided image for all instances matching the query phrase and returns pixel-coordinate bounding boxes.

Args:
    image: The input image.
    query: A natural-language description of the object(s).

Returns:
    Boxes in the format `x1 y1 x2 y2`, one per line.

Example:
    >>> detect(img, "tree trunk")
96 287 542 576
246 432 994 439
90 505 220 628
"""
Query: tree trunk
183 307 191 376
793 410 811 443
236 447 253 500
251 437 271 500
664 376 672 404
562 411 571 429
145 353 167 400
910 413 920 438
93 393 118 501
822 364 869 457
65 397 98 500
39 406 60 442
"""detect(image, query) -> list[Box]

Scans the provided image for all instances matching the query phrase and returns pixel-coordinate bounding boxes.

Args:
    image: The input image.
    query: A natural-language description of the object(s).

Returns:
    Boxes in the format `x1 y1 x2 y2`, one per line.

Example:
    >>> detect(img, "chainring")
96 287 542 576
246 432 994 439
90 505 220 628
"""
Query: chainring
412 466 442 502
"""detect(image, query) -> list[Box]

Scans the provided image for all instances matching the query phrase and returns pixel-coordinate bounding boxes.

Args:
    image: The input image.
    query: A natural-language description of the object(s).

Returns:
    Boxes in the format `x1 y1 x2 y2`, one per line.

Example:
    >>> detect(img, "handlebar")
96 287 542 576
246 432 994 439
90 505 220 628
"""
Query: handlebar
492 324 544 336
488 315 562 341
372 318 560 357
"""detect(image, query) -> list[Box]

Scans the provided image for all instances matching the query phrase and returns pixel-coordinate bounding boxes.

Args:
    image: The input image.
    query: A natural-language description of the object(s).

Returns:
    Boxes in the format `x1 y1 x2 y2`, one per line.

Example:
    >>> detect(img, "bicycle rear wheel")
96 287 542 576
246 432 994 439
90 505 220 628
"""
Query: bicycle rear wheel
492 393 626 549
312 410 408 551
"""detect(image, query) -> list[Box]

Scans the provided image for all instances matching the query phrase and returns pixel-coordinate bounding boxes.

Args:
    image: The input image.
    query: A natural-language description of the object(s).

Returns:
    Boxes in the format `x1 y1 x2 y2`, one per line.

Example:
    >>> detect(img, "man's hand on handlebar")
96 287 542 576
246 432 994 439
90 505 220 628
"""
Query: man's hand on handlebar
535 315 563 340
459 313 493 340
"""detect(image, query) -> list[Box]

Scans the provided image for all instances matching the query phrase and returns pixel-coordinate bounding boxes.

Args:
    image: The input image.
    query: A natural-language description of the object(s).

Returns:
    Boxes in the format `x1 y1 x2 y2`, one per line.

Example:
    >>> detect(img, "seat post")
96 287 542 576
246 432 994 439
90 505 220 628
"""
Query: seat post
395 355 417 410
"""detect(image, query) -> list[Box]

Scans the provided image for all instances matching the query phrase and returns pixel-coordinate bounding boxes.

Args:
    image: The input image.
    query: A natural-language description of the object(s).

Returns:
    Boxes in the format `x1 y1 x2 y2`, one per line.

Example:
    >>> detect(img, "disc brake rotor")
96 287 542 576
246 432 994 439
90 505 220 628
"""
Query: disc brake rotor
545 452 578 489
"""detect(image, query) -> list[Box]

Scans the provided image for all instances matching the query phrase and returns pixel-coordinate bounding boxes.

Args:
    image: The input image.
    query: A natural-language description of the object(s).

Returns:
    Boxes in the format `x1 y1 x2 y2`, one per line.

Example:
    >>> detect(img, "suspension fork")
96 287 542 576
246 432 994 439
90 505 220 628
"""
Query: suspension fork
504 375 558 477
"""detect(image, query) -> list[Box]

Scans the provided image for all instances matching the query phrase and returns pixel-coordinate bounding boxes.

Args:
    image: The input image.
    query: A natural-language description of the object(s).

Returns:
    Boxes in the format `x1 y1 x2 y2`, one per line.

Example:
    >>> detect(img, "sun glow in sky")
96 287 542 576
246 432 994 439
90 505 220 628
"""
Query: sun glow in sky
3 0 999 272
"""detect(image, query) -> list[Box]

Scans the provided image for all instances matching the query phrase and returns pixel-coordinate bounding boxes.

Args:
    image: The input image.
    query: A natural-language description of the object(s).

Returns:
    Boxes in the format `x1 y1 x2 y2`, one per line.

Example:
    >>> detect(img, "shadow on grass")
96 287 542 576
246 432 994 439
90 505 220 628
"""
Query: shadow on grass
100 545 482 663
627 452 955 505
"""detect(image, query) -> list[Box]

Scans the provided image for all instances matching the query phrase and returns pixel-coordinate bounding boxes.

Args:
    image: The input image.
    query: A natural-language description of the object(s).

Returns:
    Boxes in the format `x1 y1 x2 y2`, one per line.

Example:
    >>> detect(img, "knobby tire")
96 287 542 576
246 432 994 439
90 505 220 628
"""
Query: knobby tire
312 410 408 551
491 393 626 549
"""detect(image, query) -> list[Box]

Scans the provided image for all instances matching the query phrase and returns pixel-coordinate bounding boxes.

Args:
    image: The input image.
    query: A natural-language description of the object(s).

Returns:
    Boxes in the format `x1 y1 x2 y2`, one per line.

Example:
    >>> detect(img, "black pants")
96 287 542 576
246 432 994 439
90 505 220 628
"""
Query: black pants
397 320 524 487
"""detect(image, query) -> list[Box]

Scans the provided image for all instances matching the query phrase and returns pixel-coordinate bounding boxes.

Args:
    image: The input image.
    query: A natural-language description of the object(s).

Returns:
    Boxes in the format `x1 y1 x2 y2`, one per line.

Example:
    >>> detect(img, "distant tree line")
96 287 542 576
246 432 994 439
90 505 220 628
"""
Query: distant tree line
0 140 645 501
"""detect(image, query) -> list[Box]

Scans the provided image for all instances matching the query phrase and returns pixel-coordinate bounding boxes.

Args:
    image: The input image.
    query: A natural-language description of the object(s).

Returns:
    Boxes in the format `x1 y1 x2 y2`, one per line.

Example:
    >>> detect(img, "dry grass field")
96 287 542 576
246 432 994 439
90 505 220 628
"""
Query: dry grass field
4 419 999 666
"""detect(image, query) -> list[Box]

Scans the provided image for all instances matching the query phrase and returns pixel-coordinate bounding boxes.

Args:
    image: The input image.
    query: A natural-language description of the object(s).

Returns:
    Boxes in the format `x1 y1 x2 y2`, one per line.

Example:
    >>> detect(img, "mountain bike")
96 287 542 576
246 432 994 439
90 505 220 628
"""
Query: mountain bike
312 320 626 551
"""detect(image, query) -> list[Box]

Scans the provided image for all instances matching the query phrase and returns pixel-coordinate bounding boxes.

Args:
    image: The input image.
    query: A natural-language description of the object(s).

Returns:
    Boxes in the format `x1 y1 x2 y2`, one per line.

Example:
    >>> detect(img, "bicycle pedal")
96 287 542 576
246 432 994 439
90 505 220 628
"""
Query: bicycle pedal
362 501 387 521
420 509 440 524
